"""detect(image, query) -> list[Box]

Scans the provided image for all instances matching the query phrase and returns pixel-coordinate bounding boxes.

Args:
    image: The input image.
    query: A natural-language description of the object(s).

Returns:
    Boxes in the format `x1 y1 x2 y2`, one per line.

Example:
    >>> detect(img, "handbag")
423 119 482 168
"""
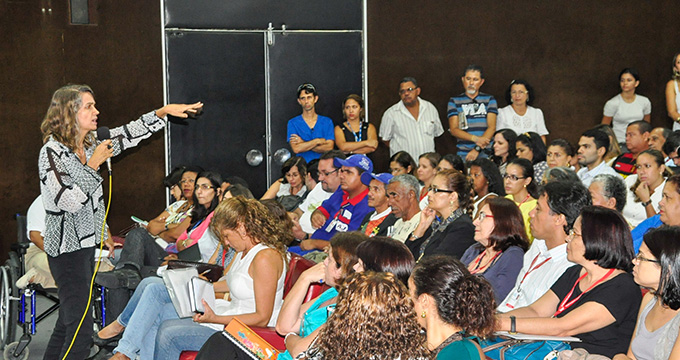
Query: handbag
167 259 223 283
482 336 571 360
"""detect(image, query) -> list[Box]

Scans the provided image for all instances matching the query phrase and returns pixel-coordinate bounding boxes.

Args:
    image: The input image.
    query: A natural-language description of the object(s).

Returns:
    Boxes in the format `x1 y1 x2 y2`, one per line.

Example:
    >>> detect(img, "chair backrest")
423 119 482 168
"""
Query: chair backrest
283 253 315 297
16 214 29 244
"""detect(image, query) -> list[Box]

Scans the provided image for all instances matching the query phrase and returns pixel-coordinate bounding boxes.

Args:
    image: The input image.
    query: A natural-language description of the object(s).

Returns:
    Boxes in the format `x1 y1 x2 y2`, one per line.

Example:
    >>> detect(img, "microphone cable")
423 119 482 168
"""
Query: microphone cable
61 170 112 360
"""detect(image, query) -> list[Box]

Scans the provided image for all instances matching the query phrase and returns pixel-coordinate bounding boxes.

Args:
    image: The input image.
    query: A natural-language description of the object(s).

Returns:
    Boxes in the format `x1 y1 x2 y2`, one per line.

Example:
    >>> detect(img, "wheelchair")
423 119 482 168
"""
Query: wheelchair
0 214 113 360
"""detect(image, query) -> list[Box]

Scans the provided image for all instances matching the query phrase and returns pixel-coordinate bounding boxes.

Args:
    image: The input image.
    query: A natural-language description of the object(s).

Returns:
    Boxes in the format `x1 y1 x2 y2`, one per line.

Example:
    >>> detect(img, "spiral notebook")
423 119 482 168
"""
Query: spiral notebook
221 318 280 360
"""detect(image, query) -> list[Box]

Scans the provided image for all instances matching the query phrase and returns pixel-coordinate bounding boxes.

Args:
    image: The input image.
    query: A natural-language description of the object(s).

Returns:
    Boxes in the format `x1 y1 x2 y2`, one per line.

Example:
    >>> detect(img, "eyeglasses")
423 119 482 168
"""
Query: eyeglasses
478 211 494 221
399 87 416 95
179 179 195 185
503 174 526 181
428 186 455 194
634 253 660 264
318 168 339 177
566 228 582 242
195 184 215 191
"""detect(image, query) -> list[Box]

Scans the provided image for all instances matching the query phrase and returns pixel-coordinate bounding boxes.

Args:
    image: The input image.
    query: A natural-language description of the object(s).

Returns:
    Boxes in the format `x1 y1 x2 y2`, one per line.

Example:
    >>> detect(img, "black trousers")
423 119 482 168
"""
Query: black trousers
195 331 252 360
115 227 166 278
45 247 95 360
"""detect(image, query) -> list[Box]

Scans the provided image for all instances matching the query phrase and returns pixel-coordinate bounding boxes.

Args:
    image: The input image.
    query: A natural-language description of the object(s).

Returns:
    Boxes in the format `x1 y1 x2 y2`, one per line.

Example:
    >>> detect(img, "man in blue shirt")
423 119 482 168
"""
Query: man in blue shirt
447 65 497 161
299 154 374 252
287 83 335 162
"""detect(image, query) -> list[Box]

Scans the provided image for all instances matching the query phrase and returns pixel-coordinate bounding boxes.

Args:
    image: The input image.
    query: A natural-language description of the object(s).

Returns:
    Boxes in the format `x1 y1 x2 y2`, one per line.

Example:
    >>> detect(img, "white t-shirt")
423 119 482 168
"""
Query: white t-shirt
622 175 665 228
603 94 652 143
496 105 549 136
26 195 46 248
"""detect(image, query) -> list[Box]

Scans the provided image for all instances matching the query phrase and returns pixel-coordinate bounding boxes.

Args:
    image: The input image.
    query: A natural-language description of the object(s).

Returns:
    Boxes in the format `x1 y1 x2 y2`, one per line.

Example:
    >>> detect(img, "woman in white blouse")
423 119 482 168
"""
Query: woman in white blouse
496 79 548 143
622 150 668 227
665 53 680 132
602 68 652 147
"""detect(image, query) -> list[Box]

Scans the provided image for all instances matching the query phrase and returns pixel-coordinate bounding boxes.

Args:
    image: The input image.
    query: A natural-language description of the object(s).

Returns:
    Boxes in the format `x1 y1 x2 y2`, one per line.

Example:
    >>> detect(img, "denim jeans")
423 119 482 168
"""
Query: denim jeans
154 318 218 360
113 277 178 359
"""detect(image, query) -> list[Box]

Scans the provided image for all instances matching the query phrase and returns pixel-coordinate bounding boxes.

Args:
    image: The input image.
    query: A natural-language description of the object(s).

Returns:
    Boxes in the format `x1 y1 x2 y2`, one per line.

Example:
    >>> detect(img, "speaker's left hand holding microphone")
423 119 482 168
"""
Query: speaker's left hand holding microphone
87 139 114 171
155 101 204 119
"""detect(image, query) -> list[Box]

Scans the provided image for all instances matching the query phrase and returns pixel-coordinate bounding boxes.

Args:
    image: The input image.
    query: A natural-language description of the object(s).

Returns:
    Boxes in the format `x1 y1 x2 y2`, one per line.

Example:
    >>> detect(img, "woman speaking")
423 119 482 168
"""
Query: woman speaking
38 84 202 359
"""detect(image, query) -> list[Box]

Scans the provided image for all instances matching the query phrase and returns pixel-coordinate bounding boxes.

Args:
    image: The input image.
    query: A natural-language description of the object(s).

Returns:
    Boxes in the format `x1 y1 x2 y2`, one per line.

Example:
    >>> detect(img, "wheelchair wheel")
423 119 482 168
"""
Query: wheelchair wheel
0 263 18 350
2 341 28 360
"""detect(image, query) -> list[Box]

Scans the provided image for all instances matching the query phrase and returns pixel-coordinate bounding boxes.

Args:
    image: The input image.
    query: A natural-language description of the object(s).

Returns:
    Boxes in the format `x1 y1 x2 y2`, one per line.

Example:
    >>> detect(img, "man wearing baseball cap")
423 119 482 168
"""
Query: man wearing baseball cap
297 154 375 253
358 172 397 237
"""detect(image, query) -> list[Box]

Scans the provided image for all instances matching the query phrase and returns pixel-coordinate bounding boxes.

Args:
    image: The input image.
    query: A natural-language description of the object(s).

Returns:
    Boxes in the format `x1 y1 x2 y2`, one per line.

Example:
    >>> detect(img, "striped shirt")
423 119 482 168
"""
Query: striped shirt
447 92 498 155
379 97 444 160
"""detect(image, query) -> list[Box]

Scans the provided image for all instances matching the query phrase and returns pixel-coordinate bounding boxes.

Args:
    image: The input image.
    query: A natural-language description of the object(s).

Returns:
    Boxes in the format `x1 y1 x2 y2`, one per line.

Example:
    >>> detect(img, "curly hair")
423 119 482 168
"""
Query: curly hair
436 169 474 216
411 255 497 339
314 272 429 360
40 84 96 151
210 197 290 260
260 199 295 246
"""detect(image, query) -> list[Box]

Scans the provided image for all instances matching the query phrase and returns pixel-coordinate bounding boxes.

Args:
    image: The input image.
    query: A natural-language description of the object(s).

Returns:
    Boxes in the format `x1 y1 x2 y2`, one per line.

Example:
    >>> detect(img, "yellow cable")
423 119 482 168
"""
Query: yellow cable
61 172 112 360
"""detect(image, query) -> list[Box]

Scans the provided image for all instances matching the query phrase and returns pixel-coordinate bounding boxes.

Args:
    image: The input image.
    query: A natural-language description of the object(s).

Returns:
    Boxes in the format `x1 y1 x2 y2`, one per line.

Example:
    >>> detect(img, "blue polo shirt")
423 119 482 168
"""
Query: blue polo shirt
286 114 335 162
631 214 663 253
312 187 373 241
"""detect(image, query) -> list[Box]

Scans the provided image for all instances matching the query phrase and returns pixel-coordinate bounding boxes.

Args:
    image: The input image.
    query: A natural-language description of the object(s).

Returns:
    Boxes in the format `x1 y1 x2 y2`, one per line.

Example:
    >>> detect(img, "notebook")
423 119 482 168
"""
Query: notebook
222 318 280 359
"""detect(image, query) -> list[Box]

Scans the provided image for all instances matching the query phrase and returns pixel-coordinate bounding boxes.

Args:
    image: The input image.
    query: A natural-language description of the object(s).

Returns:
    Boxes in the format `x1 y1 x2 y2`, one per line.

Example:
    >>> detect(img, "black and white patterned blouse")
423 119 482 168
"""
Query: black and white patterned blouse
38 111 166 257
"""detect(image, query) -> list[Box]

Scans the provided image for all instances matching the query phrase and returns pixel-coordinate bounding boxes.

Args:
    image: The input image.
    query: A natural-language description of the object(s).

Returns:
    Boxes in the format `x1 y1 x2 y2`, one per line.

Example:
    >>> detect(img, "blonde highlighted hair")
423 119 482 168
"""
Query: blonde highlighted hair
40 84 96 151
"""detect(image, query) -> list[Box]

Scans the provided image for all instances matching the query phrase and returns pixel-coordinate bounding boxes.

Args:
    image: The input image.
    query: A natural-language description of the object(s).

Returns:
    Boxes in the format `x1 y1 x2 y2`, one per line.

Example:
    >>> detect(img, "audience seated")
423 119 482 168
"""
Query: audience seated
416 152 441 209
593 123 623 167
577 128 620 187
406 169 475 261
516 131 548 183
632 174 680 252
491 129 518 176
102 197 290 360
503 158 538 241
496 79 549 143
613 227 680 360
334 94 378 155
448 64 497 161
358 173 397 237
379 77 445 161
260 156 307 200
16 195 57 289
386 174 422 242
648 127 671 158
663 130 680 168
622 149 668 227
353 236 415 285
497 206 641 358
411 255 496 359
546 138 574 169
588 174 627 212
498 180 590 312
601 68 652 149
436 153 466 173
613 120 652 176
461 197 529 303
223 184 254 199
542 166 580 185
388 150 417 176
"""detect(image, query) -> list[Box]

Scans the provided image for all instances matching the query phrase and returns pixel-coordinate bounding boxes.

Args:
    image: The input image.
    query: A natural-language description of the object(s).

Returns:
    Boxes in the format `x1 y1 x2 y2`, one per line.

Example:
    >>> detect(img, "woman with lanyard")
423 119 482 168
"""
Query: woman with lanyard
503 158 538 242
461 197 528 304
496 206 641 358
405 169 475 261
38 84 201 359
334 94 378 155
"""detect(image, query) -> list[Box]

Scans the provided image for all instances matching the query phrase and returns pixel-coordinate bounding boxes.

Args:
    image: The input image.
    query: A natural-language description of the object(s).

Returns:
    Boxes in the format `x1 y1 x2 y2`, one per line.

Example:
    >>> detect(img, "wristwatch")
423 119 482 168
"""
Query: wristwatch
642 200 652 207
474 145 482 152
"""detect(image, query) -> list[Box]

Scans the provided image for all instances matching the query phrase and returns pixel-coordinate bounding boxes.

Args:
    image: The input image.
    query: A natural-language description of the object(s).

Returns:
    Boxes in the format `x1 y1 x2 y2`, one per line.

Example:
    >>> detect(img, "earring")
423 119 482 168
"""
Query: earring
421 311 427 318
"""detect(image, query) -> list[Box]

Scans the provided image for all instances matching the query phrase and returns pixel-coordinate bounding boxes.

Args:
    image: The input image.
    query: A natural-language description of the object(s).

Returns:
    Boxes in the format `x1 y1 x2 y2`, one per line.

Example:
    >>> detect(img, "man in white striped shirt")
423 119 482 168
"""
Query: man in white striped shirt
379 77 444 161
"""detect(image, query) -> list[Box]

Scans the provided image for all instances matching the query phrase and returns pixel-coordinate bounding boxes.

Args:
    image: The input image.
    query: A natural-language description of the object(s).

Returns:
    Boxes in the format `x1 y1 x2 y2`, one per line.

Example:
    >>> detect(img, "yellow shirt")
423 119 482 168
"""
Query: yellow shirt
505 194 536 243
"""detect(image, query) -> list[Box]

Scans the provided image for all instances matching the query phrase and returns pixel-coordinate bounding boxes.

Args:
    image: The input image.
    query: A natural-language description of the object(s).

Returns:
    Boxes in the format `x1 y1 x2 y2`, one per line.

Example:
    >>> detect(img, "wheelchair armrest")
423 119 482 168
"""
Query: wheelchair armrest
11 242 30 253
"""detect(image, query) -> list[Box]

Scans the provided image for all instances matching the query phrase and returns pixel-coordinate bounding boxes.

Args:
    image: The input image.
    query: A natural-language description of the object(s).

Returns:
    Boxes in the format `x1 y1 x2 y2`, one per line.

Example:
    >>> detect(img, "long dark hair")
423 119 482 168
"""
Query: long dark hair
492 129 518 166
281 156 307 184
389 151 416 175
483 197 529 252
356 237 415 286
507 158 538 199
470 158 505 196
516 131 547 164
190 171 223 226
411 255 497 338
644 226 680 310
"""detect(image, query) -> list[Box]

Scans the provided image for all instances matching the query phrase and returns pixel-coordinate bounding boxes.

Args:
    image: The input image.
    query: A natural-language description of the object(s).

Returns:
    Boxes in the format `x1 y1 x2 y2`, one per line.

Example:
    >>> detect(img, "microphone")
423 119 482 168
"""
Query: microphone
96 127 112 173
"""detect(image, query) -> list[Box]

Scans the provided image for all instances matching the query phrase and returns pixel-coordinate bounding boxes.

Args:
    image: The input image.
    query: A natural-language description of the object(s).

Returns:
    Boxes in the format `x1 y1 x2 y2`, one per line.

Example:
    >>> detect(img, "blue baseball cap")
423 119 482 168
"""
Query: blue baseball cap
361 172 393 186
334 154 373 173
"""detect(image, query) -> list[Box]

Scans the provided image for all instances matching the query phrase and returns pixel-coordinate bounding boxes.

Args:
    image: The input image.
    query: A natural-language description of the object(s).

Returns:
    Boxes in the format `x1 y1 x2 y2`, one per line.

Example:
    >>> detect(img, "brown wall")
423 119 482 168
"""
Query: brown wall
0 0 165 260
2 0 680 258
366 0 680 172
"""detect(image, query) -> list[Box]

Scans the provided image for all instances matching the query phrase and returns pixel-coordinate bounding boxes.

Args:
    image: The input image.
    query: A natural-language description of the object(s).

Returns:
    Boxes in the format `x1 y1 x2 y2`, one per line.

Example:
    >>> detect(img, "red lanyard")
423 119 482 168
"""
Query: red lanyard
517 254 552 289
553 268 615 317
470 251 502 274
516 193 532 207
